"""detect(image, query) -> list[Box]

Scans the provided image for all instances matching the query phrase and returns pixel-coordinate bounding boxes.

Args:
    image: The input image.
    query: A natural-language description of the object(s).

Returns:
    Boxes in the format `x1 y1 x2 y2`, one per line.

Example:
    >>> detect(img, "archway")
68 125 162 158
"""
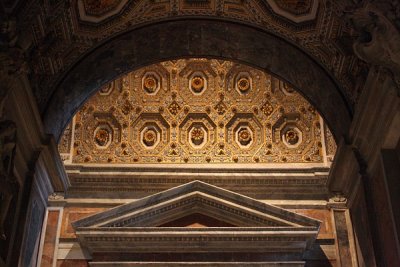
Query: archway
42 19 351 142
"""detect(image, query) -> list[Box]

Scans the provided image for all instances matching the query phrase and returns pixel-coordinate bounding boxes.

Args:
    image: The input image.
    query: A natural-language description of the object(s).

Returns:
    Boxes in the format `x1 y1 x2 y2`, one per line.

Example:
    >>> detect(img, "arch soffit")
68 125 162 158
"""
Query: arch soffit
43 19 351 142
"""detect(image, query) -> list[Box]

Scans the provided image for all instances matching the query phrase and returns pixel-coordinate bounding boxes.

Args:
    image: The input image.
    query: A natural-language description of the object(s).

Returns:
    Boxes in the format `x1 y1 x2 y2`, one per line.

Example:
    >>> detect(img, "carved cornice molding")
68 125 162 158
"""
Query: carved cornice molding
65 164 330 199
88 262 305 267
77 228 317 252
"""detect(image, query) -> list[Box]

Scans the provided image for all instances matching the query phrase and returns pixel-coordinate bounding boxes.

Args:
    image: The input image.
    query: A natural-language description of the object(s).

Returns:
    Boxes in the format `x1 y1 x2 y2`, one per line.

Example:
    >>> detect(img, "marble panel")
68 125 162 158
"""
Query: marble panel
40 210 60 267
61 208 107 239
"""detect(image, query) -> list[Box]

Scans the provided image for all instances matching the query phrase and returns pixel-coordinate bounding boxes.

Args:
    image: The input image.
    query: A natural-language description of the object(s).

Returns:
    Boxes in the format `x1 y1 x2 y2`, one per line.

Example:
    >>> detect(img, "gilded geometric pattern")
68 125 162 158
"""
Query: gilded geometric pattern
59 59 336 164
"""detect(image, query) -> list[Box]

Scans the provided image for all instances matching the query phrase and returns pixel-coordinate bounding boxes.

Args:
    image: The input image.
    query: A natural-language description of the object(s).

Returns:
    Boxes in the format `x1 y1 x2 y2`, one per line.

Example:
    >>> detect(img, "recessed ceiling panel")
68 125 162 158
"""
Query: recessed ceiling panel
58 58 336 164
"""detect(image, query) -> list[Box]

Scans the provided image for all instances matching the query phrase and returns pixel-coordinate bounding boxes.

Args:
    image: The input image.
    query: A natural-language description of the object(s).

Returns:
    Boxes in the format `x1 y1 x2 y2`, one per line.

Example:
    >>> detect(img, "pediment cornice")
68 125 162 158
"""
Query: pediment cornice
73 181 320 256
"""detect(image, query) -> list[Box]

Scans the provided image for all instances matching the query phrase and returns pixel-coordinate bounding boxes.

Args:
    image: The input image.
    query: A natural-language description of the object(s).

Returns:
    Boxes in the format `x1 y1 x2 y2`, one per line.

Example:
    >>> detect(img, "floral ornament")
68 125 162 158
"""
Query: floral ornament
190 126 205 145
95 128 110 146
121 100 133 115
214 100 227 115
237 77 250 93
261 101 274 116
191 76 205 93
143 75 158 93
285 129 299 145
143 128 157 147
238 128 252 146
168 101 181 115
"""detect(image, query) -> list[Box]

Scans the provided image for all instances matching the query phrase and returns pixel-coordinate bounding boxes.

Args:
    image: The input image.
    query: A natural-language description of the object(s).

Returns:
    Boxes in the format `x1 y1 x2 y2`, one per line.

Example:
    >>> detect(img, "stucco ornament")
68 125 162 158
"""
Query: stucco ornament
350 4 400 92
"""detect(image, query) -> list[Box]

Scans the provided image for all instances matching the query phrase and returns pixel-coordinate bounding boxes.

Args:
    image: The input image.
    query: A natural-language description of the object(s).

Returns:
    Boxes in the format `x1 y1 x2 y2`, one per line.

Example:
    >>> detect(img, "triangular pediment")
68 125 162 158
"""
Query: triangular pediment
73 180 320 229
73 181 320 257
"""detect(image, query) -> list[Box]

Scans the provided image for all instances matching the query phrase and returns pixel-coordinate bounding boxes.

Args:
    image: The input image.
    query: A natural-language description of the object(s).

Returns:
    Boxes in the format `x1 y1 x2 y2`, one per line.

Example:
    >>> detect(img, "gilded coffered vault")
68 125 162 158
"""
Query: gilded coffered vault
58 58 336 165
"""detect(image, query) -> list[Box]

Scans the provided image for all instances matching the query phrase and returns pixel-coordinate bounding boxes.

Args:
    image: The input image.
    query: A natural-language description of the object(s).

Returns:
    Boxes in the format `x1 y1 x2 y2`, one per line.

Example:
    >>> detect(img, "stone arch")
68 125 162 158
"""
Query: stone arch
43 19 352 141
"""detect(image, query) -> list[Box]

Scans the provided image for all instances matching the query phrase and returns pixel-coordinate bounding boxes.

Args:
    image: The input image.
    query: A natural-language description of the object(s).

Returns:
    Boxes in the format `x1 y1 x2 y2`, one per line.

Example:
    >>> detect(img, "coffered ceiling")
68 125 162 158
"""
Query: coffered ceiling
59 58 336 165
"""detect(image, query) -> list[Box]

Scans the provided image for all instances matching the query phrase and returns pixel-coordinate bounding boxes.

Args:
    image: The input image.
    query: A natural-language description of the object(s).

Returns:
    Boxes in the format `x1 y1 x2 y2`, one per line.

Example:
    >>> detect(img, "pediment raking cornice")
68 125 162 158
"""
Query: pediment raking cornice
73 181 321 256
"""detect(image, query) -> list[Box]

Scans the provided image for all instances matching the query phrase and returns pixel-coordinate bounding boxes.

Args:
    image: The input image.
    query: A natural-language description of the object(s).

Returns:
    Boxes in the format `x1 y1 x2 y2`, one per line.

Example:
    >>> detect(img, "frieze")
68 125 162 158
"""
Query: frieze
82 235 310 243
65 167 329 200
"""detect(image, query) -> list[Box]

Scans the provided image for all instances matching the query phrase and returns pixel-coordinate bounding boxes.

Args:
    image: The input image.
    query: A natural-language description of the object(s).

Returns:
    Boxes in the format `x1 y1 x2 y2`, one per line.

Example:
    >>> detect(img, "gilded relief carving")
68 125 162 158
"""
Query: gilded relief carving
236 127 253 147
190 75 206 94
94 125 112 148
143 73 160 95
59 58 336 164
235 74 251 95
284 128 300 146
